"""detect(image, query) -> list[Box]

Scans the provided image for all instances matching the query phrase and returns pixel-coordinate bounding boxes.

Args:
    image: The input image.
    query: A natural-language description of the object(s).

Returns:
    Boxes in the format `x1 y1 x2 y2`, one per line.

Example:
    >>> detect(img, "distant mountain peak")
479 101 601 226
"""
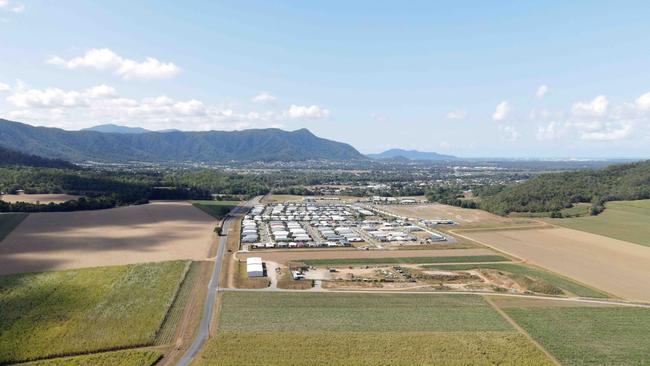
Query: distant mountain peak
82 124 151 134
367 148 457 161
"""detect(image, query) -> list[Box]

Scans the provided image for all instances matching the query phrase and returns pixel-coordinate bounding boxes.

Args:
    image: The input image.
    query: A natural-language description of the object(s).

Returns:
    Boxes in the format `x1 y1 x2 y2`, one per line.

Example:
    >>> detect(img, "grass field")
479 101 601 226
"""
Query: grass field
299 255 510 266
547 199 650 247
200 331 551 366
0 213 27 242
0 261 188 364
196 291 552 365
505 306 650 365
18 349 162 366
422 263 608 298
191 200 240 219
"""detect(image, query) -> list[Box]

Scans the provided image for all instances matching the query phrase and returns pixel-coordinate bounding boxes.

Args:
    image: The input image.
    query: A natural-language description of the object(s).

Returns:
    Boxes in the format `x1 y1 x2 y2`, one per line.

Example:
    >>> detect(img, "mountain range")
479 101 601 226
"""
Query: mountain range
367 148 457 161
0 119 365 163
81 124 152 134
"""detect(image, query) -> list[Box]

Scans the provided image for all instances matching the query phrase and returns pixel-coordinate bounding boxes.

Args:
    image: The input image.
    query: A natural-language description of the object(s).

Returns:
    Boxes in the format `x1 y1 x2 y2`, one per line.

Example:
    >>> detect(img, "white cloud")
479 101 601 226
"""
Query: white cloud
536 121 567 141
574 121 633 141
285 104 330 119
252 92 276 103
635 92 650 112
47 48 181 80
571 95 608 117
0 0 24 13
0 82 10 92
85 85 117 99
498 125 519 141
446 109 467 120
492 101 510 121
536 85 550 98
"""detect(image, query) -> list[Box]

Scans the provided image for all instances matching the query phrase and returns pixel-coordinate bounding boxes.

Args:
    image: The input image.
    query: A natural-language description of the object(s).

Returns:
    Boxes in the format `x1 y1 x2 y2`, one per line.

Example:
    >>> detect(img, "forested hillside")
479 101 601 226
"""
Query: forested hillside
0 119 365 163
0 146 77 169
478 160 650 215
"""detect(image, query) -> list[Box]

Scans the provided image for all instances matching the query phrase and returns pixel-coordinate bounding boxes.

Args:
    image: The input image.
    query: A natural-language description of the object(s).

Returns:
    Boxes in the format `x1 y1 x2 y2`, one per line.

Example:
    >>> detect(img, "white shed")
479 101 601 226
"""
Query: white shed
246 257 264 277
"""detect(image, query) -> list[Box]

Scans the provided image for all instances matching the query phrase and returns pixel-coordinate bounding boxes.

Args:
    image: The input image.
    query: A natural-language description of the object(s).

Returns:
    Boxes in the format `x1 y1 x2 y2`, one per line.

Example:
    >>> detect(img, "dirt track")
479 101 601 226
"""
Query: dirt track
463 227 650 302
0 201 217 274
238 248 497 265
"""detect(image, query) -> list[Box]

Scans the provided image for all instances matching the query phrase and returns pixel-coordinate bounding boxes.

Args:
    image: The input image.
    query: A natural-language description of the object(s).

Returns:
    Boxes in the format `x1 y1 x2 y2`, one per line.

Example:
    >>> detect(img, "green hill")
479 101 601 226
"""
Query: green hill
0 119 365 163
478 160 650 215
0 146 77 169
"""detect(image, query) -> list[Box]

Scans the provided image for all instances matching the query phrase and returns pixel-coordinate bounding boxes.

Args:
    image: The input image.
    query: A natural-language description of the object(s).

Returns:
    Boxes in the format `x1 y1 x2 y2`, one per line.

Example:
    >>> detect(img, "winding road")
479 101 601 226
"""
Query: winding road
175 197 259 366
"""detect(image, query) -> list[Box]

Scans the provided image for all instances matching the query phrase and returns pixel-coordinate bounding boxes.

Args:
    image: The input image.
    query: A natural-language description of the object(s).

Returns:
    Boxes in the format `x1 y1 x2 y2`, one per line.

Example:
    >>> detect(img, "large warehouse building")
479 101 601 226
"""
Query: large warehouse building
246 257 264 277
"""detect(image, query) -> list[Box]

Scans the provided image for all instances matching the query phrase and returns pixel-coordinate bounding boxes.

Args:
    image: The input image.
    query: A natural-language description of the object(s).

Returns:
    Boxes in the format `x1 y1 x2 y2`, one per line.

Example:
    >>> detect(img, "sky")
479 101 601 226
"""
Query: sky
1 1 650 158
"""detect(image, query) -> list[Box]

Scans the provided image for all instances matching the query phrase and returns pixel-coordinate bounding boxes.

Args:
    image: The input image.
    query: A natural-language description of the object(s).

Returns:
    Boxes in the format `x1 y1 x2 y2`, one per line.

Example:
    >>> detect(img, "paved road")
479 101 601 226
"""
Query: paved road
175 197 259 366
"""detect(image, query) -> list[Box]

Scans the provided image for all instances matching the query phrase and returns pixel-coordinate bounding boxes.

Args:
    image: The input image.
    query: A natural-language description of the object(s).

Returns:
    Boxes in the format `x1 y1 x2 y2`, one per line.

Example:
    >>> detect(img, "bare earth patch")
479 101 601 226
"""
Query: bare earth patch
0 193 82 204
463 227 650 302
377 203 514 226
238 248 497 265
0 201 217 274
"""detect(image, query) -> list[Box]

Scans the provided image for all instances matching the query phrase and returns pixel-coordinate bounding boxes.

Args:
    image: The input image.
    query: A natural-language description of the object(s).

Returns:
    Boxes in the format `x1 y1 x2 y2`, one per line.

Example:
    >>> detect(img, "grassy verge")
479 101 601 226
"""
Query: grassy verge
546 199 650 247
0 261 188 364
505 306 650 366
191 200 240 219
154 261 200 345
299 255 510 267
421 263 608 298
16 349 162 366
0 213 28 242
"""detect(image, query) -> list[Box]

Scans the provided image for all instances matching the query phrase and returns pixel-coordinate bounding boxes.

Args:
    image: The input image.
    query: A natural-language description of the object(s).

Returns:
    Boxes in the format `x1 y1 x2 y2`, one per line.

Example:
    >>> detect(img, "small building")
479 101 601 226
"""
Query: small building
246 257 264 277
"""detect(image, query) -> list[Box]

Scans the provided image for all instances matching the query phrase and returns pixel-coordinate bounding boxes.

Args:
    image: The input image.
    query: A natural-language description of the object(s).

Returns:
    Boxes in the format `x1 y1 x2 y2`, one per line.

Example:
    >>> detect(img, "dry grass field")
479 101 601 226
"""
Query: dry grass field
0 201 216 274
377 203 528 227
463 227 650 301
238 248 497 265
0 193 82 204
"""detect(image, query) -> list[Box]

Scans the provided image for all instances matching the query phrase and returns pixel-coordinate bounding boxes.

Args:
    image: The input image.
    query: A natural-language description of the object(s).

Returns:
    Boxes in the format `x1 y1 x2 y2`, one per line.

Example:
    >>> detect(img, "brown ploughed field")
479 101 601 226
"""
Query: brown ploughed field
0 201 217 275
463 227 650 302
0 193 82 204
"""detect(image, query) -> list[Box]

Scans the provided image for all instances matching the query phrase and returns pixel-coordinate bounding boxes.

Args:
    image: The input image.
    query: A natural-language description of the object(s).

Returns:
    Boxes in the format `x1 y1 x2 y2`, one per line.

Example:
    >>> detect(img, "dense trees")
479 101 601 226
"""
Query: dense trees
477 160 650 215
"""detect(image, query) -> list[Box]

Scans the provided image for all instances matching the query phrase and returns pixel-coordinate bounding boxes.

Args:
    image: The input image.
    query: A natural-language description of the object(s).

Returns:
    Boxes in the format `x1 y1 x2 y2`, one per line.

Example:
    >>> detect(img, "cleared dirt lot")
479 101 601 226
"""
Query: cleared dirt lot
377 203 515 226
238 248 497 265
0 193 82 204
0 201 217 274
463 227 650 302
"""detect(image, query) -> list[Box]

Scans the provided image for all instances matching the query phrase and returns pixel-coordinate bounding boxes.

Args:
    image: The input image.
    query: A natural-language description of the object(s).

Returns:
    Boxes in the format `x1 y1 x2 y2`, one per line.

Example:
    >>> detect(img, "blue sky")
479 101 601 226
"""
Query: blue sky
1 1 650 157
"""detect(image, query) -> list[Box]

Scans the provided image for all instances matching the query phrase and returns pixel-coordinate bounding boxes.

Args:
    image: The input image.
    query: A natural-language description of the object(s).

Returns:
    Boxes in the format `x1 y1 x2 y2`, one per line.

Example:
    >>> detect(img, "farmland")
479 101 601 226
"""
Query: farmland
505 306 650 365
298 254 510 266
0 213 27 242
422 263 608 298
463 227 650 302
547 199 650 247
238 248 497 265
196 291 552 365
0 201 216 274
191 200 240 219
0 261 188 364
18 349 162 366
0 193 82 204
377 203 521 226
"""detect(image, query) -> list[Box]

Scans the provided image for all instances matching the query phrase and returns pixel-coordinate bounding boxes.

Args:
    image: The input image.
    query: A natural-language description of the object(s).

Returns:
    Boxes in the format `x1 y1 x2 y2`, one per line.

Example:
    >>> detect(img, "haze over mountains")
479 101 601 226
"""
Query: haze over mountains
0 119 364 163
367 149 458 161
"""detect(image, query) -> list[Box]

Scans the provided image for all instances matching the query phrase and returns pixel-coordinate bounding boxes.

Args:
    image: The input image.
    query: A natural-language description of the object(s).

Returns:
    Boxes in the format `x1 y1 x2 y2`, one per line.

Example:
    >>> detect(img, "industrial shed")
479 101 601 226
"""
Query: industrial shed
246 257 264 277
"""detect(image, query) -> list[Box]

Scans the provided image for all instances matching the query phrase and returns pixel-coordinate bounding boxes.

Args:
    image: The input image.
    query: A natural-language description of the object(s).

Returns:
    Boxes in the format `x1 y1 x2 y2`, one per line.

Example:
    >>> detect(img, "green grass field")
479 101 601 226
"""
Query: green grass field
298 255 510 266
422 263 608 298
18 349 162 366
505 306 650 365
0 213 28 242
191 200 240 219
196 292 553 365
547 199 650 247
0 261 188 364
